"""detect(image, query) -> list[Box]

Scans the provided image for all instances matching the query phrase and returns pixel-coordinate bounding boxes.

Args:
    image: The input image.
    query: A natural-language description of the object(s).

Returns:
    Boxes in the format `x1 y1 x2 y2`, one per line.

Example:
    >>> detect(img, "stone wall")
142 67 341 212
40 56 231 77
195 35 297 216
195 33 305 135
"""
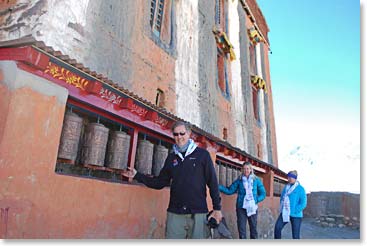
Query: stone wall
304 192 360 229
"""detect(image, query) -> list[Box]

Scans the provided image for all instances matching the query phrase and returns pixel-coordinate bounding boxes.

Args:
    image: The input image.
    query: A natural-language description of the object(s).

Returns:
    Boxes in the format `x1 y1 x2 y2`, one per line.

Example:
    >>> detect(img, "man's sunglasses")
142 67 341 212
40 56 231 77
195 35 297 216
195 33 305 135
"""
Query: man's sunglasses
173 132 186 136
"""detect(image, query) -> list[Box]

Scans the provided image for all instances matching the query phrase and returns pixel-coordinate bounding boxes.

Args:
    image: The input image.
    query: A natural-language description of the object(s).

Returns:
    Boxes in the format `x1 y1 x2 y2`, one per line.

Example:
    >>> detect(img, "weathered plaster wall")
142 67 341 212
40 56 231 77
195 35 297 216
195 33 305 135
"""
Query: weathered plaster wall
0 0 133 85
197 0 222 137
243 13 259 157
175 0 201 126
0 0 277 164
0 0 177 113
261 42 278 166
228 0 247 151
130 1 176 113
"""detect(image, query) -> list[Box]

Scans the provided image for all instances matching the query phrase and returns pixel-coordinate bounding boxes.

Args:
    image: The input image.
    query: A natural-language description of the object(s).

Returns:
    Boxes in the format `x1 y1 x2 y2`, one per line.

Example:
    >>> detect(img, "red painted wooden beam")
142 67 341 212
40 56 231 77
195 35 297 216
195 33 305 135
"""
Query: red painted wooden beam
85 81 103 95
119 98 134 110
0 46 49 70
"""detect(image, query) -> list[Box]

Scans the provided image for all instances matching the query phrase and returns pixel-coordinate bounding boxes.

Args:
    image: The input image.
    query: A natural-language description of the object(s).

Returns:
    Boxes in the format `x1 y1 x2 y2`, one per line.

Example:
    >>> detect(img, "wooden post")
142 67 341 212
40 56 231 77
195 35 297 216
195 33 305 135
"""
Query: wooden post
127 128 139 182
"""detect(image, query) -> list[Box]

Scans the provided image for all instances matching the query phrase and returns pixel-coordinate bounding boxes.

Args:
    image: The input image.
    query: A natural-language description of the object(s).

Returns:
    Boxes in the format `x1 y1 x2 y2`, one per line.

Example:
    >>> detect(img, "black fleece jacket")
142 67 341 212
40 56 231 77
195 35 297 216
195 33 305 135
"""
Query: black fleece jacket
134 147 222 214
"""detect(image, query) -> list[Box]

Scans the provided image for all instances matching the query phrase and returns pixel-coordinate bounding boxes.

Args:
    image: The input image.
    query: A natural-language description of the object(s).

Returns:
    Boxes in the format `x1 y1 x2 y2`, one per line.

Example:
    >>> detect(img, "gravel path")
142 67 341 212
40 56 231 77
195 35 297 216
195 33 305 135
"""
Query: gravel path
279 217 360 239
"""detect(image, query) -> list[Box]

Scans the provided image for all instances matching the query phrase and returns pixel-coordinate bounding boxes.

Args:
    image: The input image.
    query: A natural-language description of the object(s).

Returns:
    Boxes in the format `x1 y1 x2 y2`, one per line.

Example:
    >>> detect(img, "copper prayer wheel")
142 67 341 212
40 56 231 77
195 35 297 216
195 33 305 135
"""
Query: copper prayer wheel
105 131 131 169
135 140 154 175
57 112 83 163
226 166 232 186
152 144 168 176
81 122 109 166
219 164 226 186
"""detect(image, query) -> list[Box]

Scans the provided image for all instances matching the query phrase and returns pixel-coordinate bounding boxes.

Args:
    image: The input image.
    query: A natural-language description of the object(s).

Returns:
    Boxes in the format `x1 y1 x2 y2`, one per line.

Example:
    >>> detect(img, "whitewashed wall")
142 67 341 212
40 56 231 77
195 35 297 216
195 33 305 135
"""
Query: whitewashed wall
174 0 201 127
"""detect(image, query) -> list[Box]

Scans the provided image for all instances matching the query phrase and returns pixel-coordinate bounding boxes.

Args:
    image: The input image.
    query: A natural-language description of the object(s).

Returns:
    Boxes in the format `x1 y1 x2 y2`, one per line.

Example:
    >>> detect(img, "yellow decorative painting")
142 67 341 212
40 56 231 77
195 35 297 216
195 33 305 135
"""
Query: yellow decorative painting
44 62 89 90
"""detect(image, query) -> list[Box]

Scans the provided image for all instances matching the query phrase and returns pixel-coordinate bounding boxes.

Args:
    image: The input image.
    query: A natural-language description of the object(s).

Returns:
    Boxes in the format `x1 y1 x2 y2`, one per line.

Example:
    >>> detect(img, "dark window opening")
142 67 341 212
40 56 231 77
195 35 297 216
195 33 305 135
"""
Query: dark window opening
223 127 228 140
155 88 164 107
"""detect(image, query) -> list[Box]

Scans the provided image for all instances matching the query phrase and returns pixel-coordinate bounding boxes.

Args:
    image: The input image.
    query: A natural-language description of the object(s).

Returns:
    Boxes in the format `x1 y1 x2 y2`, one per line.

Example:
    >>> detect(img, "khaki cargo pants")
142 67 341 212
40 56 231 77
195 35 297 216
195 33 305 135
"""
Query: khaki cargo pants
165 212 210 239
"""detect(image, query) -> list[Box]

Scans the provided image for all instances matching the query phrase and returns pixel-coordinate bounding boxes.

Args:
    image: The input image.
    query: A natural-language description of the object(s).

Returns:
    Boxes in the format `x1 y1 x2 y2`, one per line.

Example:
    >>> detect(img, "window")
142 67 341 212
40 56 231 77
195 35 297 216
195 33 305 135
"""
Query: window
150 0 165 37
215 0 223 27
155 88 164 107
223 127 228 140
149 0 173 50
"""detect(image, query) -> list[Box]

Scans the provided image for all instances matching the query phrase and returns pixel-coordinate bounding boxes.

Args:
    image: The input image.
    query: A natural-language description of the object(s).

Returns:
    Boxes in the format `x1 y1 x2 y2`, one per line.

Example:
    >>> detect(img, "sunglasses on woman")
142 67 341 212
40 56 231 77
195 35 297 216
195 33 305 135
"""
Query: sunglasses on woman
173 132 186 136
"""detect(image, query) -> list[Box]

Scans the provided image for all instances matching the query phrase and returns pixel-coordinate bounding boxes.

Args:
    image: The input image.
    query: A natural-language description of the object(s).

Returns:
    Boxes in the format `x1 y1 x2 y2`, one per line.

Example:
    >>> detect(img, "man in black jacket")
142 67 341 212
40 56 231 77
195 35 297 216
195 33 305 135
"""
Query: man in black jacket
122 121 223 239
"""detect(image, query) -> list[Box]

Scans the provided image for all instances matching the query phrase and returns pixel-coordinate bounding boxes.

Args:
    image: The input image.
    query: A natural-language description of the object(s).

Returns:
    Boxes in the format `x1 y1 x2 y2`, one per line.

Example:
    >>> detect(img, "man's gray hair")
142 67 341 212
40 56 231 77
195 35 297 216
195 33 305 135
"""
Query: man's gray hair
171 121 192 133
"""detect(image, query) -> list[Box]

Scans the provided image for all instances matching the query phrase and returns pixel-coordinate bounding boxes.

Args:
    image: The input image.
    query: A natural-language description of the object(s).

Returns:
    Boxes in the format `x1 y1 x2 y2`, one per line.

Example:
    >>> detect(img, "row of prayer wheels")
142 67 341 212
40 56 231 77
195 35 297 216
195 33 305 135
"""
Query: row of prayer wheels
57 112 168 175
215 163 241 186
135 140 169 176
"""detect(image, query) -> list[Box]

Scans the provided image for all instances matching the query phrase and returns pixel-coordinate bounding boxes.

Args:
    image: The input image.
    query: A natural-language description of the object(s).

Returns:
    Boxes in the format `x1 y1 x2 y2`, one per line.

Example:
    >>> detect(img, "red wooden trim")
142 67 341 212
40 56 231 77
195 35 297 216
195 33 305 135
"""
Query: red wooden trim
119 98 134 110
85 81 103 94
67 98 174 144
0 46 49 70
145 111 158 121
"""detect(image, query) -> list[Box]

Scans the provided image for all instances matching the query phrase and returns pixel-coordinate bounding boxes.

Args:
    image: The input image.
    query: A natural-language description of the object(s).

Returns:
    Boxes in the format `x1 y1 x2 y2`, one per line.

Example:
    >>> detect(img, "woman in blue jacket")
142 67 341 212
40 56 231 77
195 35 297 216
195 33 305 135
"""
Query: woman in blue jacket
219 162 266 239
274 170 307 239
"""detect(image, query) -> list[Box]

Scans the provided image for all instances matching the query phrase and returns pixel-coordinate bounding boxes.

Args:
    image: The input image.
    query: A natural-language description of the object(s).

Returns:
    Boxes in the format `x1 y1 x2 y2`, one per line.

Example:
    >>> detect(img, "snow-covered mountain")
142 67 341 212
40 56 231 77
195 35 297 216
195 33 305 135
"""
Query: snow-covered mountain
278 140 360 194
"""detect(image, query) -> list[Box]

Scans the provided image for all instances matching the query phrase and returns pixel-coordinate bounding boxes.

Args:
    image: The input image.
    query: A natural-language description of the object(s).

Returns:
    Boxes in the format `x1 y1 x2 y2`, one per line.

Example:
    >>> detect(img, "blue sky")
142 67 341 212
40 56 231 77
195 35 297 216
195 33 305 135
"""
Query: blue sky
256 0 360 193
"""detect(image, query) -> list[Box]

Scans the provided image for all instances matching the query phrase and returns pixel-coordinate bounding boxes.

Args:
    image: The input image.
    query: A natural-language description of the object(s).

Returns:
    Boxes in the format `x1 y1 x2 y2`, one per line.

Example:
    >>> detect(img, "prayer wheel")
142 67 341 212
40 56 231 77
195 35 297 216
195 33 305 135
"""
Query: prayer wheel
215 163 220 184
106 131 131 169
219 164 226 186
152 144 168 176
135 140 154 175
81 122 109 166
237 169 241 179
232 168 238 181
57 112 83 163
226 166 232 186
